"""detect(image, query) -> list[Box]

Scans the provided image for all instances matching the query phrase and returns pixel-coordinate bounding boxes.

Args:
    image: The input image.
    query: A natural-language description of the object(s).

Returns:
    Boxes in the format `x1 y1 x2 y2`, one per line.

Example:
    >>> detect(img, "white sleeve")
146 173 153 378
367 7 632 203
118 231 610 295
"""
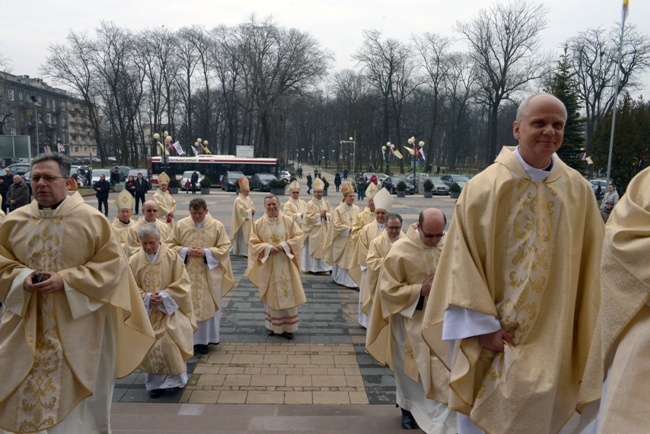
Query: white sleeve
280 241 294 259
157 290 179 315
204 249 220 270
178 247 188 261
442 305 501 341
4 268 34 317
143 293 152 316
399 293 420 319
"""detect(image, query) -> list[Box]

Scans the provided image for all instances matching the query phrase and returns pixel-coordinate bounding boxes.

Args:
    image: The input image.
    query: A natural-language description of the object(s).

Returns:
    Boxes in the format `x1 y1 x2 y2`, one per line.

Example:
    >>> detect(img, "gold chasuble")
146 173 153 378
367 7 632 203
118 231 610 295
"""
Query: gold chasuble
230 193 255 243
351 206 375 243
302 197 333 259
129 244 197 375
166 215 235 322
579 167 650 432
152 189 176 225
0 192 155 433
349 221 383 288
111 217 140 258
325 203 360 269
421 148 604 433
246 213 306 311
283 197 309 226
370 229 449 404
365 230 404 366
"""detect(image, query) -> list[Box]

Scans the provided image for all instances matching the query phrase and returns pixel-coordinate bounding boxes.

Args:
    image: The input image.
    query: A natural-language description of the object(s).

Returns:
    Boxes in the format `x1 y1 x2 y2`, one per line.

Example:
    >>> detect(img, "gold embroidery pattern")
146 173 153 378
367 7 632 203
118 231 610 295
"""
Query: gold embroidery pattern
476 180 559 408
18 216 67 431
186 227 212 321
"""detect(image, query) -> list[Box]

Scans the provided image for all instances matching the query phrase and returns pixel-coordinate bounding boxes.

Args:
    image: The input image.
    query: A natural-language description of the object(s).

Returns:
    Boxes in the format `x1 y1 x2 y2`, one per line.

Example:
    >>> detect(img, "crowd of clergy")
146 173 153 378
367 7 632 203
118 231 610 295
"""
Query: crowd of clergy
1 90 649 433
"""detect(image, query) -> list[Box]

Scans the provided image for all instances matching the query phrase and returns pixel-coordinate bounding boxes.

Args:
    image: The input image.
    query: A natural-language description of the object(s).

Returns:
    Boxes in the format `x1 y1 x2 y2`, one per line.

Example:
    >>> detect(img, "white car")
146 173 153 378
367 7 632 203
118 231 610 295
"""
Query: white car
91 169 111 184
181 171 205 191
279 170 292 182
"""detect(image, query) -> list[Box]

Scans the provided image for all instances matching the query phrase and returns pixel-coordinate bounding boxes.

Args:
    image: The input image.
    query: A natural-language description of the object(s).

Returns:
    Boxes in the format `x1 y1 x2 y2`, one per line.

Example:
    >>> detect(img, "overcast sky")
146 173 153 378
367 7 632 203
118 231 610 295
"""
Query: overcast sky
1 0 648 94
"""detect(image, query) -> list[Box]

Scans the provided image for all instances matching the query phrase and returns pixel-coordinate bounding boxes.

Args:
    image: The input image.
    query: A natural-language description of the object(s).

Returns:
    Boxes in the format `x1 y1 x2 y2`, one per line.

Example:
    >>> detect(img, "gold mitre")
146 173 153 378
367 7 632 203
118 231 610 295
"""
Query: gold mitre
312 177 325 191
289 180 301 192
366 182 379 199
158 172 170 185
238 177 250 191
67 177 78 192
373 188 394 212
115 189 135 210
341 182 355 196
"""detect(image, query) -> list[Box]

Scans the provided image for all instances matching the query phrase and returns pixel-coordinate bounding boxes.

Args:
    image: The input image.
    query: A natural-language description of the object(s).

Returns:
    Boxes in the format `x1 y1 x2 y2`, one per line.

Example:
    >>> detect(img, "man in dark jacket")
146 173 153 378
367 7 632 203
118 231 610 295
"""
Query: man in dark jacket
8 175 30 211
191 171 199 194
94 174 111 216
0 177 9 213
134 172 149 214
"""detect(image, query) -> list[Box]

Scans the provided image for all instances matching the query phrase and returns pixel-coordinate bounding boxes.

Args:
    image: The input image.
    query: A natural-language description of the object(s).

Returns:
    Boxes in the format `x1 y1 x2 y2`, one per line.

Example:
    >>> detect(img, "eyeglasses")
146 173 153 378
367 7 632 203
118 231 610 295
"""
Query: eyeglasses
32 175 68 184
386 226 402 230
420 228 445 238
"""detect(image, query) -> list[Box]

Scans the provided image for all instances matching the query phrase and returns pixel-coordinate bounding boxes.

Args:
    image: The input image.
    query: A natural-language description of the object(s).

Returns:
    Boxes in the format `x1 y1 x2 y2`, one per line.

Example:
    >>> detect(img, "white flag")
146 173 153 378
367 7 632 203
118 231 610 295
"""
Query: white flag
192 146 199 156
172 141 184 156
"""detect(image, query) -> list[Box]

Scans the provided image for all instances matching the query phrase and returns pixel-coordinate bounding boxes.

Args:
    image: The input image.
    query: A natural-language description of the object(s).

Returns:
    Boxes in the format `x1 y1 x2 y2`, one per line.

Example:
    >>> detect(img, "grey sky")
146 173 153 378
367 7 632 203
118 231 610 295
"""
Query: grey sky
1 0 648 92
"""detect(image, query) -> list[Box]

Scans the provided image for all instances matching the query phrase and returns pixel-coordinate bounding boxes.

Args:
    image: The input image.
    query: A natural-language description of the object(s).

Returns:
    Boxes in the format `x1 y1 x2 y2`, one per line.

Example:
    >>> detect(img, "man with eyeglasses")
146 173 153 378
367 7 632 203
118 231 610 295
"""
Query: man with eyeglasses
350 187 392 328
282 180 308 228
422 93 604 433
134 200 172 241
374 208 456 432
0 152 154 433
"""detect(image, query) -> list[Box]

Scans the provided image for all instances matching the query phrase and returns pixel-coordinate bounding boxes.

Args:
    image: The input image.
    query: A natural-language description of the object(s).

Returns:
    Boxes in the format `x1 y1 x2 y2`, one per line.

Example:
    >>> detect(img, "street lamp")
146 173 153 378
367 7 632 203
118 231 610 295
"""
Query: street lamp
382 141 395 175
339 136 356 174
153 131 172 174
408 136 425 193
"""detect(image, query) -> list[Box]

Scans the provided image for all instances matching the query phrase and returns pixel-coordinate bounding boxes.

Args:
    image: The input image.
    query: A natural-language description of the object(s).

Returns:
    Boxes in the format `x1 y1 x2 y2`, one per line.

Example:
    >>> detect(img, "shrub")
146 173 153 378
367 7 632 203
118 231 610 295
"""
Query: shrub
450 182 461 193
269 179 287 189
168 176 181 187
396 180 407 191
423 178 434 192
200 176 212 187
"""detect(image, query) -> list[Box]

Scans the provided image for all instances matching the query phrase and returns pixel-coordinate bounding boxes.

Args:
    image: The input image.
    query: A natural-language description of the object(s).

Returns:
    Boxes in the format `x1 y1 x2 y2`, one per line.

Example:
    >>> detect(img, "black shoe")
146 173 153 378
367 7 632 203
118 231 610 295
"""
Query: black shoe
267 330 275 336
209 342 219 346
194 344 209 355
401 409 419 430
149 389 164 399
281 332 294 340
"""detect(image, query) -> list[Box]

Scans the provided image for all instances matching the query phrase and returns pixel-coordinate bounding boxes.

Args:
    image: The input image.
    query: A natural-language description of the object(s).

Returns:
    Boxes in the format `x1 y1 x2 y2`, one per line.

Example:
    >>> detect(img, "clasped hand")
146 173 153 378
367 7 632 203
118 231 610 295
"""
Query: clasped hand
24 271 64 294
478 328 514 352
150 292 163 306
187 247 205 257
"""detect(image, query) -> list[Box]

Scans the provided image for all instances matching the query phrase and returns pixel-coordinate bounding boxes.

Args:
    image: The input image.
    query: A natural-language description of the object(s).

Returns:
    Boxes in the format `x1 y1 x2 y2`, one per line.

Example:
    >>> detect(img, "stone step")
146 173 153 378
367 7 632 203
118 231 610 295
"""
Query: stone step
111 403 408 433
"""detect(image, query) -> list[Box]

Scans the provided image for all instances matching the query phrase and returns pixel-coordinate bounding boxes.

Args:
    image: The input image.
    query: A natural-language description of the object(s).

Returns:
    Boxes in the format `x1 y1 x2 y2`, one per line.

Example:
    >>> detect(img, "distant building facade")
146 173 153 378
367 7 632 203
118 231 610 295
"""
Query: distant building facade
0 71 97 159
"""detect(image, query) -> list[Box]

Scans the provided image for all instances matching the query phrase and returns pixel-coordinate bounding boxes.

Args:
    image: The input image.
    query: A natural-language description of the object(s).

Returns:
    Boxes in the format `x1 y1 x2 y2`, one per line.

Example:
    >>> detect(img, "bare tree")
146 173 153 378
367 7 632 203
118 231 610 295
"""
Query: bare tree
413 33 453 163
568 24 650 166
456 0 549 163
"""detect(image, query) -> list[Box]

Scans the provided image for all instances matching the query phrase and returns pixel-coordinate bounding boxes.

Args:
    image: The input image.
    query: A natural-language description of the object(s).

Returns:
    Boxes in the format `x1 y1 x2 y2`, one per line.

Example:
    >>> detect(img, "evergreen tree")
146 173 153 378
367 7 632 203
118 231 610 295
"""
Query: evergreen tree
546 46 586 172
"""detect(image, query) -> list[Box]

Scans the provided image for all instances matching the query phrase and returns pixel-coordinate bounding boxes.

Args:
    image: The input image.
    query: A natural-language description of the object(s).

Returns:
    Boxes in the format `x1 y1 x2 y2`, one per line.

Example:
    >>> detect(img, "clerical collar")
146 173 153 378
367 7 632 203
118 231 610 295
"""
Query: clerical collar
146 246 160 263
268 216 279 222
119 218 131 225
38 197 66 210
377 223 385 231
195 217 206 228
343 203 353 210
514 147 553 183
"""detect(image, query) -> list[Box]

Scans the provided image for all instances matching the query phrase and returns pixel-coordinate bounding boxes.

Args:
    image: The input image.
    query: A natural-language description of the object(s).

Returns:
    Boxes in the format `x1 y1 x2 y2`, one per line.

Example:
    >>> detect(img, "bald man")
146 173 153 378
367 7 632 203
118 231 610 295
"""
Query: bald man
134 200 172 241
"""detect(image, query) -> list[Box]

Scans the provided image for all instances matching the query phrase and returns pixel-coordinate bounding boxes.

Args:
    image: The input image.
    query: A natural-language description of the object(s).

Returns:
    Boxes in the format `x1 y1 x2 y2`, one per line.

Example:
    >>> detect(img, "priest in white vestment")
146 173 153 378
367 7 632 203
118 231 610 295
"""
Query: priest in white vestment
0 153 155 434
301 178 333 273
283 180 308 226
166 198 235 355
325 182 360 288
350 187 392 328
151 172 176 227
111 189 140 258
376 208 456 433
246 195 306 339
134 200 172 241
422 93 604 434
131 224 197 398
230 177 255 257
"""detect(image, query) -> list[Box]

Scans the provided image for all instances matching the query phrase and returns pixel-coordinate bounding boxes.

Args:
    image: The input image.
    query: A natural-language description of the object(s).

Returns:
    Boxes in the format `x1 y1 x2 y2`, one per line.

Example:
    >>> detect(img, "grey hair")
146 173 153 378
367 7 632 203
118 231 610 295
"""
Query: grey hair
137 223 161 241
31 152 72 178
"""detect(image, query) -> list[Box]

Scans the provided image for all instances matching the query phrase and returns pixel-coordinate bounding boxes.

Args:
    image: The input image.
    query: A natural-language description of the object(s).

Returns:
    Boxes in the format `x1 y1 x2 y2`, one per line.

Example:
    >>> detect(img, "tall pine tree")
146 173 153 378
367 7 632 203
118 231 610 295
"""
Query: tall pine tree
546 46 587 172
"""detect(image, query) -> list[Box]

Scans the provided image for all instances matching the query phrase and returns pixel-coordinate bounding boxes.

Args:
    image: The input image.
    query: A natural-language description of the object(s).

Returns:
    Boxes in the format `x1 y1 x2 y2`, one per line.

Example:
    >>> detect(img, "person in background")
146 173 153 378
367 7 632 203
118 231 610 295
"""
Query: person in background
134 200 172 241
306 172 313 195
601 183 619 210
125 175 136 197
0 177 9 214
301 178 333 274
8 175 30 211
134 172 149 215
325 182 360 289
230 177 255 257
93 173 111 217
152 172 176 226
601 200 614 223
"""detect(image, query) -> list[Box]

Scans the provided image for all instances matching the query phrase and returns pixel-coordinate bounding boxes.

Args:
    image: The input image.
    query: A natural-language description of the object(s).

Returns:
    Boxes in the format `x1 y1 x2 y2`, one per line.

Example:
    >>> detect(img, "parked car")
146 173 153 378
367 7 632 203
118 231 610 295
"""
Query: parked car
5 163 31 176
91 169 111 184
180 171 205 191
128 168 150 180
362 172 389 187
250 173 278 192
222 171 246 192
115 166 131 182
590 178 608 200
403 174 449 195
383 175 415 195
440 174 470 190
279 170 292 182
